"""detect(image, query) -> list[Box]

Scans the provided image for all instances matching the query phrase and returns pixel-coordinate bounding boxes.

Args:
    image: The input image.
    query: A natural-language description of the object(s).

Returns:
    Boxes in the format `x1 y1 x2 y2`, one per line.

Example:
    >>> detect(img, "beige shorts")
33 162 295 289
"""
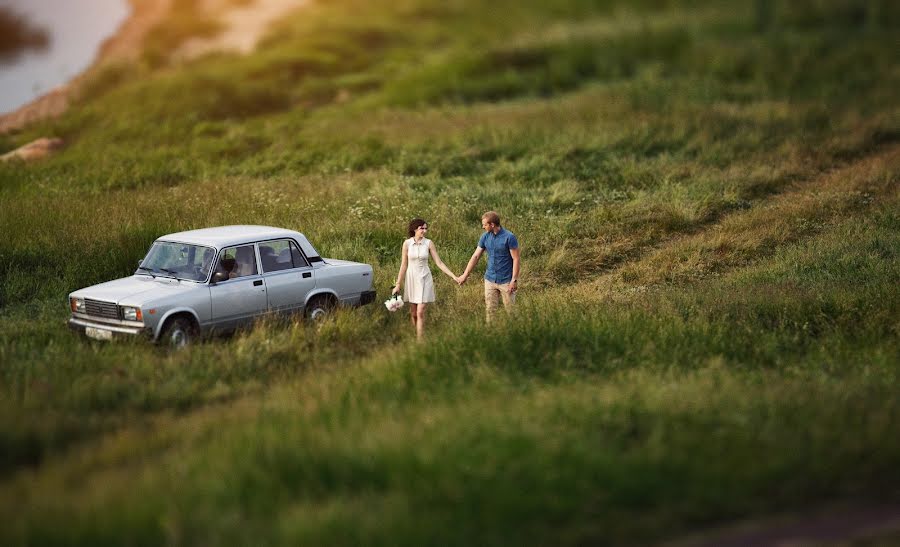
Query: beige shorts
484 280 516 321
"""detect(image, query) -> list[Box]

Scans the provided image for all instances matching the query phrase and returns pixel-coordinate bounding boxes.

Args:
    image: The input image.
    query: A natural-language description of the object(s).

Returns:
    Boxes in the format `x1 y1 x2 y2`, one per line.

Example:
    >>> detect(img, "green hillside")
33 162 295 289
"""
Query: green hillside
1 0 898 544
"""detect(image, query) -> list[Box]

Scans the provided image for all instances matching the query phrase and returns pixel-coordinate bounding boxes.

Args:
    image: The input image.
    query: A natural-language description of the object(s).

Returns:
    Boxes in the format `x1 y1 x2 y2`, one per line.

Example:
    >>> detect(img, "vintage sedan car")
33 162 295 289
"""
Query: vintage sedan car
68 225 376 347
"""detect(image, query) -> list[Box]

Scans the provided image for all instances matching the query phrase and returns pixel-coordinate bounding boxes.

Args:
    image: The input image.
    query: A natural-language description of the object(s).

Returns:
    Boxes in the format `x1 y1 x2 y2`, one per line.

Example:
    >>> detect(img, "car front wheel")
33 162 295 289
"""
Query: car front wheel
160 317 195 348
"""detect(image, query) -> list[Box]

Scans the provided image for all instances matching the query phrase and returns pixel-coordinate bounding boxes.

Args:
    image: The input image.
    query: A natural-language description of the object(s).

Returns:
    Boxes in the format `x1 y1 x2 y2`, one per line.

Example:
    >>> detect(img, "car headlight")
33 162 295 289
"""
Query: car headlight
70 297 85 313
121 306 143 322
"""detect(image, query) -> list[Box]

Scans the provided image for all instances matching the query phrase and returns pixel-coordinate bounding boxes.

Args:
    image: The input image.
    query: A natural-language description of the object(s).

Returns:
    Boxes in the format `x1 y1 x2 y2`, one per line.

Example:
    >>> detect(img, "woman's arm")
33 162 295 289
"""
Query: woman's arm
393 241 408 295
429 241 457 280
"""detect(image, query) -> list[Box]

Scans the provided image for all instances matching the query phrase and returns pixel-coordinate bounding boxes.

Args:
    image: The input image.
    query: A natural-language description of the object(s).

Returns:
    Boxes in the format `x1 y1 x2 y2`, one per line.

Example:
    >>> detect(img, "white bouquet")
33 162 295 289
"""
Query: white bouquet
384 294 404 312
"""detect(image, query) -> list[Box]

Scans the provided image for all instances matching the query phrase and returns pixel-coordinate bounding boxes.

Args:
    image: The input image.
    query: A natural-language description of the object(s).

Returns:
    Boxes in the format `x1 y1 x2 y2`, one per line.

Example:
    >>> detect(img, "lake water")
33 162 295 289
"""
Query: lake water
0 0 130 115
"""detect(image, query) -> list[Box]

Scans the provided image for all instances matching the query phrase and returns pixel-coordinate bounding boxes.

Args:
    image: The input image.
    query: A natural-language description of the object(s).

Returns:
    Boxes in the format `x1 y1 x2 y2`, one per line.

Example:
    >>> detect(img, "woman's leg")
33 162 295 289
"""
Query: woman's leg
416 303 427 339
408 303 418 331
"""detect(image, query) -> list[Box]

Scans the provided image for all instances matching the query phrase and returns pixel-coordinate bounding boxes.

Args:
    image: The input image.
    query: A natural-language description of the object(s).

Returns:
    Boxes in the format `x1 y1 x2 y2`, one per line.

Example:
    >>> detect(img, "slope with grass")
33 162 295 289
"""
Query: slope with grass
0 0 898 544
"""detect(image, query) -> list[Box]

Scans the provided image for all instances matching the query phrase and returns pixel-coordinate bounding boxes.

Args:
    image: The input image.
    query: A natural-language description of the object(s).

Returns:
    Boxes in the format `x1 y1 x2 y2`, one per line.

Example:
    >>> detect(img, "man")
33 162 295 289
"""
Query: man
458 211 520 322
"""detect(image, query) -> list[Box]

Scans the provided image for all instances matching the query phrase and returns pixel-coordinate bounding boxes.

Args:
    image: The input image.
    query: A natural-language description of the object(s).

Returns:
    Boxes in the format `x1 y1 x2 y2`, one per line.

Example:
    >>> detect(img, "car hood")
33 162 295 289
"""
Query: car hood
70 275 202 306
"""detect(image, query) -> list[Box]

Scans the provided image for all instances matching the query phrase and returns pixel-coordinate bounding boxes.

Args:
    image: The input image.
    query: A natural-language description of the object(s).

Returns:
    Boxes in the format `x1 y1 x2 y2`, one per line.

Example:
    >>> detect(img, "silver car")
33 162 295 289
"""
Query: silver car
68 225 376 346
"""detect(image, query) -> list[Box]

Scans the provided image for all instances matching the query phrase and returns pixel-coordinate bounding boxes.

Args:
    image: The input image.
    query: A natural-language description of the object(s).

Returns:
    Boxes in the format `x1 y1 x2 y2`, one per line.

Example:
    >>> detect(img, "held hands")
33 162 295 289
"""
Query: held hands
448 274 514 290
391 285 400 296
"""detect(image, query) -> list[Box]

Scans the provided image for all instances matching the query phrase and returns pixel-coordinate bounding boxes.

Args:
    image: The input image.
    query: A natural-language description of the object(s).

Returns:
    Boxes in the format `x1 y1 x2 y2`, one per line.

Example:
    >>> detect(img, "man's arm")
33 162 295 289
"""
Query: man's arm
459 247 484 284
508 247 520 293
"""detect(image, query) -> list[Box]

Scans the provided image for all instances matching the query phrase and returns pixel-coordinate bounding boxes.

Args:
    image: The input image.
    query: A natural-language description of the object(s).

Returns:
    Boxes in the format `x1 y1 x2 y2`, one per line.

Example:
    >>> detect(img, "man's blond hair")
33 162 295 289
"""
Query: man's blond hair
482 211 501 226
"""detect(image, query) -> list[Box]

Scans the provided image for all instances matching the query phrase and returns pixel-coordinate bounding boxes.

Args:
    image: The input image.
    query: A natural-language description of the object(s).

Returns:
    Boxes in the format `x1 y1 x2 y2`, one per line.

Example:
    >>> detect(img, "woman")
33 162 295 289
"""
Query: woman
392 218 459 339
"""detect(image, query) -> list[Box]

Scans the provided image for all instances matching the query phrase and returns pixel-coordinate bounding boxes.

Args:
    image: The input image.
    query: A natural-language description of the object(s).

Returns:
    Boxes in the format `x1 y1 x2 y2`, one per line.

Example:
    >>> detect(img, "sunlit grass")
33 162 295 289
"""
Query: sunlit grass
0 0 898 544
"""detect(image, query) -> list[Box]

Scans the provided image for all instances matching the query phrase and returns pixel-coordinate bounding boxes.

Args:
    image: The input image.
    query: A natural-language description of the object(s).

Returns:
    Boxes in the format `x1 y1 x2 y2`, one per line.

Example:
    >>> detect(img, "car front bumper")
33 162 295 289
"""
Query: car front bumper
68 317 152 340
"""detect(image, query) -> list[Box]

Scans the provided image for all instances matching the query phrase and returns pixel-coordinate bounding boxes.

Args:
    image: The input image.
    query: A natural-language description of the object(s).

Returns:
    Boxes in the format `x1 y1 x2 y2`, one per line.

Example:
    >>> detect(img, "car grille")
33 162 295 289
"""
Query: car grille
84 299 120 320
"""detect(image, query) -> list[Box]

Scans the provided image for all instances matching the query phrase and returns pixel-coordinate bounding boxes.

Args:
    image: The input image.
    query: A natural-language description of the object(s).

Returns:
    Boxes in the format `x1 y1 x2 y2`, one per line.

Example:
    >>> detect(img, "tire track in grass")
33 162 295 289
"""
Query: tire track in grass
664 503 900 547
590 143 900 294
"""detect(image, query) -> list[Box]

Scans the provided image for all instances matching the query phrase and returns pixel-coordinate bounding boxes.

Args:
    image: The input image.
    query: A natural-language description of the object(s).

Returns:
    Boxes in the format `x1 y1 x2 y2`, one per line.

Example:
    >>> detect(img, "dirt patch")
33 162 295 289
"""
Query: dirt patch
0 137 64 162
95 0 174 65
174 0 306 59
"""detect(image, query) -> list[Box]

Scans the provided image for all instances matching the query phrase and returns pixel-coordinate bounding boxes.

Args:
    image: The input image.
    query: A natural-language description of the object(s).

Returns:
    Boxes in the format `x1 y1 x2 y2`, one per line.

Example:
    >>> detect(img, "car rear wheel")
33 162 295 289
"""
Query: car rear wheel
160 317 195 348
306 296 335 321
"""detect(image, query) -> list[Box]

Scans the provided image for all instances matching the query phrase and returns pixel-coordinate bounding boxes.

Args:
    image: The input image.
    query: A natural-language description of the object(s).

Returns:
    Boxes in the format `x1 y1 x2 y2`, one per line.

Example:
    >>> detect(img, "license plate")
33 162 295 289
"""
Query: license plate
85 326 113 341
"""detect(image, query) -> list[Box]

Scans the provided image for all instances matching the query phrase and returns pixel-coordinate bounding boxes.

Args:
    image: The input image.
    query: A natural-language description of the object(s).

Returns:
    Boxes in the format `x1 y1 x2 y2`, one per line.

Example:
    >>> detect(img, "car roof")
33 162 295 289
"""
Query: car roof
158 225 318 255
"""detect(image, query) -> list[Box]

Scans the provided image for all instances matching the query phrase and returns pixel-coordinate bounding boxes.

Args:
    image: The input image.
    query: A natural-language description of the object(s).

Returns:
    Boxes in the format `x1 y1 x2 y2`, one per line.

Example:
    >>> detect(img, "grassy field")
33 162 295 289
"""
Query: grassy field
1 0 898 544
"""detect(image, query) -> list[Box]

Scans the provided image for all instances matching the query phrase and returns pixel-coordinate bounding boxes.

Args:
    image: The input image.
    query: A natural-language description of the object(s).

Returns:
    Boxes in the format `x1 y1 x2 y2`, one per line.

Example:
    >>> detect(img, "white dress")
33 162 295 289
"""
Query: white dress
404 237 435 304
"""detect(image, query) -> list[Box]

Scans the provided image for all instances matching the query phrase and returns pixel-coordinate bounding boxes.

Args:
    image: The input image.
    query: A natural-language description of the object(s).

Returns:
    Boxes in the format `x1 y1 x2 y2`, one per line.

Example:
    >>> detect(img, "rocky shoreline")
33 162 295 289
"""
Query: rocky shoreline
0 0 172 134
0 0 306 136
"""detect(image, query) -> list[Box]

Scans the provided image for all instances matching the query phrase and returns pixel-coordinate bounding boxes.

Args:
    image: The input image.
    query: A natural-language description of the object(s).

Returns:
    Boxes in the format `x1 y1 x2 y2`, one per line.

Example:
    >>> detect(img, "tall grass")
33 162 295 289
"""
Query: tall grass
0 0 898 544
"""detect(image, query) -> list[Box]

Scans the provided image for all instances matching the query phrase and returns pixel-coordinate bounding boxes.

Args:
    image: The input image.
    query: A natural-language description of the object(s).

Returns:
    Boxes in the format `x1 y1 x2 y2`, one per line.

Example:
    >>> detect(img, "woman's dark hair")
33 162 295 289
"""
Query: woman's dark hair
407 218 427 237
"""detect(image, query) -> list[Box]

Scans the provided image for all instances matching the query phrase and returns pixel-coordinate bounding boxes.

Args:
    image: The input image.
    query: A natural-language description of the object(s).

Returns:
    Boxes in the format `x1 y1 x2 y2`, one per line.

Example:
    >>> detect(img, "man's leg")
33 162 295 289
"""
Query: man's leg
484 280 501 323
498 282 516 315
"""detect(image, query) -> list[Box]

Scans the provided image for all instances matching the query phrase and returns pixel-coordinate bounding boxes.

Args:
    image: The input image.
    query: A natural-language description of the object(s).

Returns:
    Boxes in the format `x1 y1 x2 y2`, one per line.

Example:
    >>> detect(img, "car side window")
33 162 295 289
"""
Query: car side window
290 241 309 268
215 245 258 279
262 239 311 272
259 239 307 272
260 240 289 272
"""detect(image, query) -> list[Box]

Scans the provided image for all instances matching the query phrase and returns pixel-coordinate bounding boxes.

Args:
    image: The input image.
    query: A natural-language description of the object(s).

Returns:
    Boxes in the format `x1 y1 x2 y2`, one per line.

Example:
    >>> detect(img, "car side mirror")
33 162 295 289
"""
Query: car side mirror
211 271 229 284
137 259 143 267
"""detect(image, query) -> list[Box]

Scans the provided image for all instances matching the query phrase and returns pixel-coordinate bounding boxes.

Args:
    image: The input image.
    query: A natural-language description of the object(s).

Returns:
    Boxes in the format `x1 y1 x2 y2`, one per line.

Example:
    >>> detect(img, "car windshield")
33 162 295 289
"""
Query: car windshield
137 241 217 282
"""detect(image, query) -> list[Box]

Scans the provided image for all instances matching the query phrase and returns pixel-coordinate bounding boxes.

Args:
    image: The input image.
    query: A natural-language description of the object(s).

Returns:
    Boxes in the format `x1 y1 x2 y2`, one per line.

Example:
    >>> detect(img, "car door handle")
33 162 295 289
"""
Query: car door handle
302 272 312 278
253 280 263 286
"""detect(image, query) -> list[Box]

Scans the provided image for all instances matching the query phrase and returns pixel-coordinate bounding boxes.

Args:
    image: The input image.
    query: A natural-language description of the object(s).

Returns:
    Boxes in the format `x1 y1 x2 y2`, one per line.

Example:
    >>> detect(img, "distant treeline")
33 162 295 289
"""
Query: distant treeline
0 7 49 63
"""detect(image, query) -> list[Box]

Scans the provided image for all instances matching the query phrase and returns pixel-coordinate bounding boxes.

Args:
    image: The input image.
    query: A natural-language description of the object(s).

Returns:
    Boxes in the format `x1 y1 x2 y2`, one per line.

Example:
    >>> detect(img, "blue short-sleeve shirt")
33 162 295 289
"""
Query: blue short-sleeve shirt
478 227 518 283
